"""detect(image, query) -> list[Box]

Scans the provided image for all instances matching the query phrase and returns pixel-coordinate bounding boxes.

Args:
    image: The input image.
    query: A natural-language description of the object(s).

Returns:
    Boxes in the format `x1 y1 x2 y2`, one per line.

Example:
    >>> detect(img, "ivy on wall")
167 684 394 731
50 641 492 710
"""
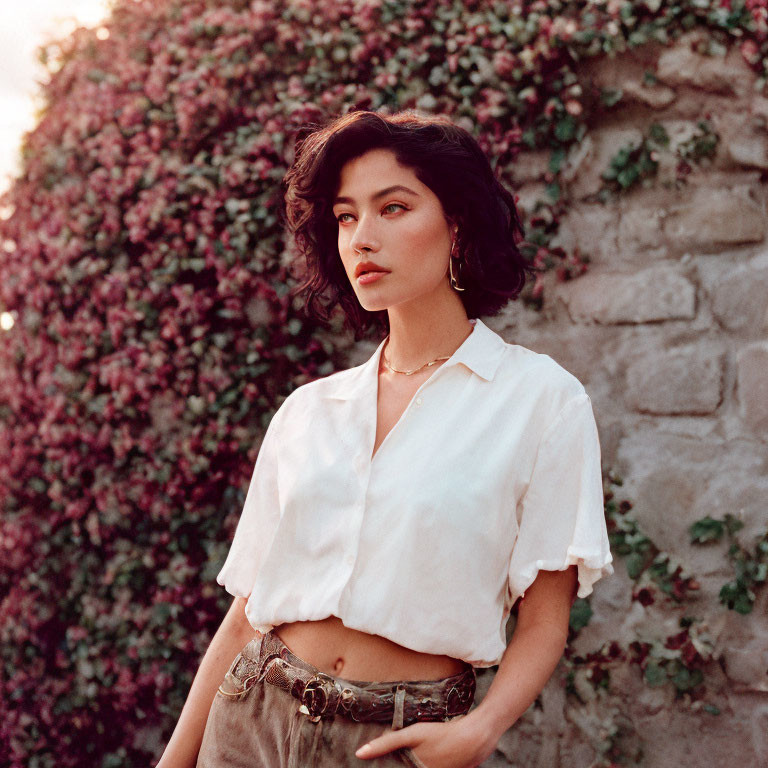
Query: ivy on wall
690 514 768 614
555 478 767 764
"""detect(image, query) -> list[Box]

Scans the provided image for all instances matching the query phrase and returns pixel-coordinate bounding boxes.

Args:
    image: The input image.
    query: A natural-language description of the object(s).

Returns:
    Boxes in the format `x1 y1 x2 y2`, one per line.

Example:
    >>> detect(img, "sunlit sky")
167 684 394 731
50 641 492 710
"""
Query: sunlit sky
0 1 111 197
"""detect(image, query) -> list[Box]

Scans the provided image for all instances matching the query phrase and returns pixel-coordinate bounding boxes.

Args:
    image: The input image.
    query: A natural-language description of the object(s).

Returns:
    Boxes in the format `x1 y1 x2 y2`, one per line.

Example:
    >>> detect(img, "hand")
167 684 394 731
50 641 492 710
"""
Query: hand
354 714 496 768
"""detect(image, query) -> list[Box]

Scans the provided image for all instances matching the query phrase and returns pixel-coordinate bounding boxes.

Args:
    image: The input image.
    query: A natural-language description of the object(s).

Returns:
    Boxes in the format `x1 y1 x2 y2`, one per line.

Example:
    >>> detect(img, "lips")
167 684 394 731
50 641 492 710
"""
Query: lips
354 261 389 278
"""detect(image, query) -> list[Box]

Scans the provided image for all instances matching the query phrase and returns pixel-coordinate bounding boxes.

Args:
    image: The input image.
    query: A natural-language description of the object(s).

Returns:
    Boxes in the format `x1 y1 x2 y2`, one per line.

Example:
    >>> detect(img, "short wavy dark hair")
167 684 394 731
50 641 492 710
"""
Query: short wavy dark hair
281 108 531 339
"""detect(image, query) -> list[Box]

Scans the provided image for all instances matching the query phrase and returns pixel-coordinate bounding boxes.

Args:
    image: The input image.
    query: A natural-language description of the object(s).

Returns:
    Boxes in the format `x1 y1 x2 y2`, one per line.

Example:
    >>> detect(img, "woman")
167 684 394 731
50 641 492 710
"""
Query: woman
157 109 613 768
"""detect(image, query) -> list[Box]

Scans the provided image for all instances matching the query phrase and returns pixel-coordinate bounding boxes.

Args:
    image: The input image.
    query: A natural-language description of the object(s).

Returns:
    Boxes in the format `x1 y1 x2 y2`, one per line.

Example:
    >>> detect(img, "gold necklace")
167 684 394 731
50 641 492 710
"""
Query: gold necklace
380 337 452 376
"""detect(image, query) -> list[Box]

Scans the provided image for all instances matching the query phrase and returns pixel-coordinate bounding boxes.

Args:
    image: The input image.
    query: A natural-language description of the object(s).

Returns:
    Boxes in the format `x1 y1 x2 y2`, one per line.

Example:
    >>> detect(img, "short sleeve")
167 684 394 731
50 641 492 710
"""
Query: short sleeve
507 392 613 605
216 406 284 599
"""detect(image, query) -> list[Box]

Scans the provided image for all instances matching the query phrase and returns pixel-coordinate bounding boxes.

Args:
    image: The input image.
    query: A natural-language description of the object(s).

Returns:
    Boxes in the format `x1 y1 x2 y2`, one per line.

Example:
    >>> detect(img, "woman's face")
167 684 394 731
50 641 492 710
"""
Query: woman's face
331 148 456 313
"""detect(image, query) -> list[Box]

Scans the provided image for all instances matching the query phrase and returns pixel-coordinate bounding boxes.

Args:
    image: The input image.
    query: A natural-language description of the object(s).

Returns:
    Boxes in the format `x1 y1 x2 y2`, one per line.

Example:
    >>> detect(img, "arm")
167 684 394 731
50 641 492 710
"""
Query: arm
356 565 577 767
463 565 578 751
155 596 257 768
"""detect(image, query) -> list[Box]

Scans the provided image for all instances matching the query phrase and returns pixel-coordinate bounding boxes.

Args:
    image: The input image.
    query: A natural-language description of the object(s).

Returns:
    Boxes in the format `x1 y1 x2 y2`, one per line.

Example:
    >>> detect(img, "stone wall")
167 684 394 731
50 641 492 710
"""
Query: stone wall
340 31 768 767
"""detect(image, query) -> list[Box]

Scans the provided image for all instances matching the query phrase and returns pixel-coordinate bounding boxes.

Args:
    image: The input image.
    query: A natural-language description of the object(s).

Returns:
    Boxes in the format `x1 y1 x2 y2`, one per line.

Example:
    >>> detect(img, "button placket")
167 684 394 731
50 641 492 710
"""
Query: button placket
342 364 436 610
340 424 372 604
369 366 441 468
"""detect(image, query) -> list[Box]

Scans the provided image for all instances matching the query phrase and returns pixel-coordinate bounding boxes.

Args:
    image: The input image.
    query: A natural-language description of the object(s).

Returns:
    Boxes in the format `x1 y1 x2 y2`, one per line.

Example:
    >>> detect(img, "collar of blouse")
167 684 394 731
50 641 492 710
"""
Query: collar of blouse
325 317 507 402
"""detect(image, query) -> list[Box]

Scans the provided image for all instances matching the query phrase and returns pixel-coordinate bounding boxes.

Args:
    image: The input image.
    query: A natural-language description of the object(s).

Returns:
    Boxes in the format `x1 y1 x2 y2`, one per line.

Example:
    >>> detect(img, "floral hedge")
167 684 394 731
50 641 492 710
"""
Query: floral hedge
0 1 766 766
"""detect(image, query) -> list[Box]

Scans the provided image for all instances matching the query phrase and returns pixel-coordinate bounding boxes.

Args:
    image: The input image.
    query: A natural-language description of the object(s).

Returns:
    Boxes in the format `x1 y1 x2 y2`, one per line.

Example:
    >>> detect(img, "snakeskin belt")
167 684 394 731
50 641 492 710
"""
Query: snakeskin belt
228 630 476 727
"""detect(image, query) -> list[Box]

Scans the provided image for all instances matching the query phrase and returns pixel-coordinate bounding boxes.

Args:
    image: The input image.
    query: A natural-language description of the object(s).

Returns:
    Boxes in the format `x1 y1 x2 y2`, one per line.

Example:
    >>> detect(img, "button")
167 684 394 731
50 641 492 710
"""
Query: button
415 397 423 406
345 555 355 566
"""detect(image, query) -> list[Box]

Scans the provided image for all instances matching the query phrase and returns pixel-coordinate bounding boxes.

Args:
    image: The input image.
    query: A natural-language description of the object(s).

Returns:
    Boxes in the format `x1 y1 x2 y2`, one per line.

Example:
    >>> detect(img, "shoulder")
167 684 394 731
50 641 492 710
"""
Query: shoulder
492 340 590 425
496 341 586 399
273 360 365 414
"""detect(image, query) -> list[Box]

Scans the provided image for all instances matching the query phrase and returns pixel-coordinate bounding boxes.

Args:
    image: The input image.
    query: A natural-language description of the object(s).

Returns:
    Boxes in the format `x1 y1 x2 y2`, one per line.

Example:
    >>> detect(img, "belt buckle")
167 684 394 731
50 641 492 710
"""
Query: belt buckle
299 672 337 721
445 677 473 717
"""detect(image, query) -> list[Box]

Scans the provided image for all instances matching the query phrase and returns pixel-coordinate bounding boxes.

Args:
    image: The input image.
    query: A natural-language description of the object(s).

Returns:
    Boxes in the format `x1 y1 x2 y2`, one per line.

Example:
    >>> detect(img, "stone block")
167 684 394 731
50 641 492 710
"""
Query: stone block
509 149 550 185
566 127 644 199
503 322 623 389
753 94 768 122
696 250 768 334
633 467 730 577
625 344 724 415
616 430 768 580
719 606 768 691
550 202 622 265
656 33 753 96
617 204 667 255
514 182 548 217
711 266 768 333
560 134 593 184
727 133 768 169
569 560 635 657
621 79 676 109
557 265 696 325
628 696 757 768
736 342 768 432
745 695 768 760
690 461 768 551
662 184 766 248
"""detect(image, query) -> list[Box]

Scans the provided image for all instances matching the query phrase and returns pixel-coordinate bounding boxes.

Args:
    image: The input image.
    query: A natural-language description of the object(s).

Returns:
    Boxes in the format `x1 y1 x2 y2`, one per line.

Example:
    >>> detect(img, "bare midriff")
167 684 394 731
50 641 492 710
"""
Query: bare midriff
271 616 468 682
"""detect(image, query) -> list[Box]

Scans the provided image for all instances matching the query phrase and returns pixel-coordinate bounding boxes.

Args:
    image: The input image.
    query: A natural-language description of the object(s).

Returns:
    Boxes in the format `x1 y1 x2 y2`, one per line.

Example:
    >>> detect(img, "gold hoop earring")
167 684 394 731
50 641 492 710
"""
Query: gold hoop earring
450 239 465 292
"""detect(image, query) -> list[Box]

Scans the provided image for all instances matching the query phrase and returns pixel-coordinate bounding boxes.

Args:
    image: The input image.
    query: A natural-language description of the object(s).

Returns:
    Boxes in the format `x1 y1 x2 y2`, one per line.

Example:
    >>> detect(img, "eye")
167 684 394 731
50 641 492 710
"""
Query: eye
335 203 407 223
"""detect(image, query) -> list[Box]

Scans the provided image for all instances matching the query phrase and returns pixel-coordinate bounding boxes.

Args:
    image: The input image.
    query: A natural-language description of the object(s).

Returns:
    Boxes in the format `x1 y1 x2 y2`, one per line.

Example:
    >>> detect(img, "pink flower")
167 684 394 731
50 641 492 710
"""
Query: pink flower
565 99 583 116
740 39 760 65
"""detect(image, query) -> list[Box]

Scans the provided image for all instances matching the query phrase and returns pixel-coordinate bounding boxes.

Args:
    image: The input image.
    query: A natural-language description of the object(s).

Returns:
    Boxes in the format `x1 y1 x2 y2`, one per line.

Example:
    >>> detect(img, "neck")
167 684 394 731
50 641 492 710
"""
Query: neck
383 298 473 373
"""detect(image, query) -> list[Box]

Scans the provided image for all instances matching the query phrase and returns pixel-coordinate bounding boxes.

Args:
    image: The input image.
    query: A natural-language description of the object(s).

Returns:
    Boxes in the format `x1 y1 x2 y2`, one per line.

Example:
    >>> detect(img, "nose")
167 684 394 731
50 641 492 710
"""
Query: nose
347 211 380 254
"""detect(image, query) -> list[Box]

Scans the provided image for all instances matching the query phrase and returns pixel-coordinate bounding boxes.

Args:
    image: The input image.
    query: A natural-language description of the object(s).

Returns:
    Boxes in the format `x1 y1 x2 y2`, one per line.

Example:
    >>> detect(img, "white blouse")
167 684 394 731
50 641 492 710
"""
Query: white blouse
216 317 613 668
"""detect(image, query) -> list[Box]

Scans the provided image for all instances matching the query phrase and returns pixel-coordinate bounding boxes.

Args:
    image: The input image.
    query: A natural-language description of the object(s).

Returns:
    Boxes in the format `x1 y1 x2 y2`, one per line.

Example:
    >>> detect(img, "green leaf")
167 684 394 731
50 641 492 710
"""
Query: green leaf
720 582 754 614
644 662 667 687
554 115 576 141
616 166 639 189
545 183 561 202
600 88 623 107
549 147 565 174
734 592 754 615
671 665 703 692
28 477 48 493
689 516 725 544
648 122 670 146
569 598 593 632
625 551 646 579
723 514 744 536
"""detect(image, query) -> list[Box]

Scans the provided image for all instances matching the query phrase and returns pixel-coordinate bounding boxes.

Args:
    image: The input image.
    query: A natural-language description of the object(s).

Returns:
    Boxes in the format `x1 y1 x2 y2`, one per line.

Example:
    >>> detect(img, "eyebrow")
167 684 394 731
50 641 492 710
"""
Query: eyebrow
332 185 420 207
